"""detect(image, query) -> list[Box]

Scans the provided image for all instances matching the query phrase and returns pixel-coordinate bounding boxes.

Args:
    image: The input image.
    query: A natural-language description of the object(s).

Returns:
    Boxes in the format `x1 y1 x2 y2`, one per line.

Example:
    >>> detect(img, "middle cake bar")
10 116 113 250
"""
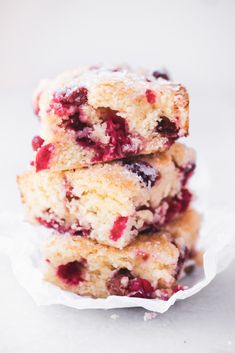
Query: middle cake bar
17 143 195 248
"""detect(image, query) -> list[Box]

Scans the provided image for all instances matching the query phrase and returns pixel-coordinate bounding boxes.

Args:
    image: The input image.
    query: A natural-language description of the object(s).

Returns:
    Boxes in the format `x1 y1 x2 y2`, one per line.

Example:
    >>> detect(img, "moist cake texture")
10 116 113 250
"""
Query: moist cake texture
18 143 195 248
43 209 200 299
32 65 189 171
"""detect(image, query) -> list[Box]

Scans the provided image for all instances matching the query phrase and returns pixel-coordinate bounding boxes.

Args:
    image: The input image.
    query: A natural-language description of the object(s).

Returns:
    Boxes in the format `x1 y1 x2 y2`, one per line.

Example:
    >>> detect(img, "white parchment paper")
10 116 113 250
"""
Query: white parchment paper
0 162 235 313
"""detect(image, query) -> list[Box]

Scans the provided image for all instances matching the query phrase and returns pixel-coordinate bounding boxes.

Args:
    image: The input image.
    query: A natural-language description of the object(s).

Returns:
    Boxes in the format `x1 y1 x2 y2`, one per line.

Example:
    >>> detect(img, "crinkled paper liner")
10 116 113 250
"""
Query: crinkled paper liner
0 164 235 313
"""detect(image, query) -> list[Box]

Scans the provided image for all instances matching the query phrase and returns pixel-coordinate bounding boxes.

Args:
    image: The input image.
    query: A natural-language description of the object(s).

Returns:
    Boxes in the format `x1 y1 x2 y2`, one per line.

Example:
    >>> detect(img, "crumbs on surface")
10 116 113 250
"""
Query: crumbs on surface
143 311 158 321
110 314 120 320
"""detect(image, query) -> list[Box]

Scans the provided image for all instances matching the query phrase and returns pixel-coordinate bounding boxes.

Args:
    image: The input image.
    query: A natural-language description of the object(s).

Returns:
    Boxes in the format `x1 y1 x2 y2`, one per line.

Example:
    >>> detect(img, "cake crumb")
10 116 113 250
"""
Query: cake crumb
110 314 120 320
143 311 158 321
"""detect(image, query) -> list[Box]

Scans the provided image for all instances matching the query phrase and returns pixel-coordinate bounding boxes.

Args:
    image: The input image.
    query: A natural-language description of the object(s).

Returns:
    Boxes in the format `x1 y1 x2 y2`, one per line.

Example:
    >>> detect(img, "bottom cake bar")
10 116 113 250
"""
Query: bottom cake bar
42 209 201 299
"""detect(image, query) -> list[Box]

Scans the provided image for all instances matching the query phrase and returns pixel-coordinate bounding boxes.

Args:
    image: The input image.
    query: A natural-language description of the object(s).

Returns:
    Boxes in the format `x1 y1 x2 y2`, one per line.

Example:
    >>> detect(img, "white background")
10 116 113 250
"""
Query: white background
0 0 235 352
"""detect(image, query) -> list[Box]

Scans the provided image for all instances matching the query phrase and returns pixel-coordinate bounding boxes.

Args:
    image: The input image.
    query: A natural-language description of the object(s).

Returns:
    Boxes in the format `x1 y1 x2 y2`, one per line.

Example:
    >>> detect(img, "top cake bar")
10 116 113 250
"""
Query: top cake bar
32 65 189 172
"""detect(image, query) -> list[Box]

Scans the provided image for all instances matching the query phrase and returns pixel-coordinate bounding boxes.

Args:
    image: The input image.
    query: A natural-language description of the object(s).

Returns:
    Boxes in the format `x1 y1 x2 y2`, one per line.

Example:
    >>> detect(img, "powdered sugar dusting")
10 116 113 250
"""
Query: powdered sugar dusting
45 65 176 102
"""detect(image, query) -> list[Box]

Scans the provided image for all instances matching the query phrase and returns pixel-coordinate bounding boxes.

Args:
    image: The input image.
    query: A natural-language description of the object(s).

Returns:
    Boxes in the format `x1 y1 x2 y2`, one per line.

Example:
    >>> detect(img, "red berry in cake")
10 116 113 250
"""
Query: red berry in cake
165 188 192 223
123 161 159 188
32 135 44 151
36 209 90 237
180 163 196 186
62 112 89 132
156 116 179 139
57 260 85 286
152 70 170 81
153 188 192 227
145 89 156 104
60 106 139 163
104 114 133 158
49 86 88 117
61 113 96 148
93 112 139 162
106 268 133 296
110 216 128 241
35 143 55 172
36 216 68 233
75 129 96 148
178 188 192 212
107 268 155 298
127 278 154 298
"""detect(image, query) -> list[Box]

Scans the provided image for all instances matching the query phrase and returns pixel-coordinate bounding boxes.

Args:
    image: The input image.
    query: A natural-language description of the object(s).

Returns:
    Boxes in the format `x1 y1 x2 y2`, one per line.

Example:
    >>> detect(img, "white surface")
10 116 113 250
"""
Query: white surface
1 0 235 352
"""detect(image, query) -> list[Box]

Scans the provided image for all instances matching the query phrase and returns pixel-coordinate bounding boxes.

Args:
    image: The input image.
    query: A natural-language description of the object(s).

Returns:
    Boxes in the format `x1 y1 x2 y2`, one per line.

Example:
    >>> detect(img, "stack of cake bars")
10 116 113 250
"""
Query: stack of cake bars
17 66 200 300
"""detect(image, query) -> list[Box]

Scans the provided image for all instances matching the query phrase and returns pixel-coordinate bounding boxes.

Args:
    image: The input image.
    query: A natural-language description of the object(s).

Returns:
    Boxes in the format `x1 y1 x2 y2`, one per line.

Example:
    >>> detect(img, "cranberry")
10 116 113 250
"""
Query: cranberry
110 216 128 241
57 260 85 286
60 111 95 148
35 143 55 172
57 92 97 149
93 112 138 162
75 130 96 148
62 107 138 162
180 163 196 186
49 87 88 117
165 188 192 223
103 114 133 158
128 278 155 298
178 188 192 212
107 268 155 298
152 70 170 81
107 268 133 296
36 216 68 234
61 112 89 132
32 135 44 151
145 89 156 104
123 160 159 188
153 188 192 227
156 116 179 139
37 212 90 237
